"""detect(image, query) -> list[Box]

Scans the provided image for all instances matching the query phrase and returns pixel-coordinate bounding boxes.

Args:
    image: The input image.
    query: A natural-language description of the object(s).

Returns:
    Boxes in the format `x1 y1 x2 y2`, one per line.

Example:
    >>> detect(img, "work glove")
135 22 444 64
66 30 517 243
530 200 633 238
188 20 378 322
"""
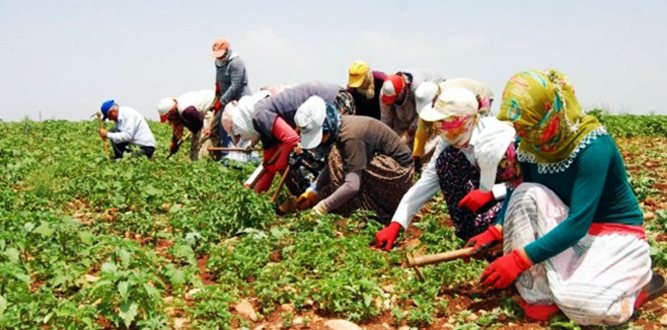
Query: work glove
458 189 495 213
465 225 503 256
412 156 422 175
312 201 328 216
375 222 403 251
296 188 319 210
480 250 532 289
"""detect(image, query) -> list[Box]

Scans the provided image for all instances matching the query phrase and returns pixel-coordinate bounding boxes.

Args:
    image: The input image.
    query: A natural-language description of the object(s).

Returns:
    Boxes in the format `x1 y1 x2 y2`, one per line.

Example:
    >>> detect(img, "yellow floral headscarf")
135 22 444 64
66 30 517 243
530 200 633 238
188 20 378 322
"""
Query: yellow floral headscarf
497 69 601 165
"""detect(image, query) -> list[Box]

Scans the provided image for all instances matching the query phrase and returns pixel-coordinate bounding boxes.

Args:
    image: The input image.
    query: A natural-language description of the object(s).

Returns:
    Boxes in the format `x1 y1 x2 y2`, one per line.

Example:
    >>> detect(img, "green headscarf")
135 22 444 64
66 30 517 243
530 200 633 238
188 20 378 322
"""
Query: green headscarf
498 69 601 166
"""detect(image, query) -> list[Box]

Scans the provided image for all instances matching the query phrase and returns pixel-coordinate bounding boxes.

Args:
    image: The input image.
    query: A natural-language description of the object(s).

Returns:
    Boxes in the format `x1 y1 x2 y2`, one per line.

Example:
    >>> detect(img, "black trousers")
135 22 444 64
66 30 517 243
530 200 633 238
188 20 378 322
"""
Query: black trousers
111 141 155 160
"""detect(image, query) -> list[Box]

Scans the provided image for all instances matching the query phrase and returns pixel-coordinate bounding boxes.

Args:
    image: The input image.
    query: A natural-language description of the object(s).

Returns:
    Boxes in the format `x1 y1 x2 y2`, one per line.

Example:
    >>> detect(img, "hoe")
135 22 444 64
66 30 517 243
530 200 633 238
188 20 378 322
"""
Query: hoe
406 244 503 282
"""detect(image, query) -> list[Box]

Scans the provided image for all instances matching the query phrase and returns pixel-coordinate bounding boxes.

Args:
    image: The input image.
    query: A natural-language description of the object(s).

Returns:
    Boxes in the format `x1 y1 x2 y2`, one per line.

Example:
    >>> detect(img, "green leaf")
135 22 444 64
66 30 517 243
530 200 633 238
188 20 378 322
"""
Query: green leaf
13 272 30 287
0 296 7 315
91 280 113 295
24 222 35 233
143 283 159 299
144 185 160 196
174 244 196 265
43 312 54 324
118 249 131 268
118 281 129 301
79 231 94 245
101 262 117 274
119 301 139 328
271 227 288 239
363 293 373 308
33 223 54 237
4 248 20 263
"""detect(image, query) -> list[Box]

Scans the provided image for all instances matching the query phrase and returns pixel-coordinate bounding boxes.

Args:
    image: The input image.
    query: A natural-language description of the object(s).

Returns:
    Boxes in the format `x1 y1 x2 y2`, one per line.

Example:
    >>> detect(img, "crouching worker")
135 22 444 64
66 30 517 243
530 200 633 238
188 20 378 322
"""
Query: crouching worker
157 90 215 161
294 96 414 222
376 85 519 250
247 82 353 193
470 68 665 325
99 100 156 159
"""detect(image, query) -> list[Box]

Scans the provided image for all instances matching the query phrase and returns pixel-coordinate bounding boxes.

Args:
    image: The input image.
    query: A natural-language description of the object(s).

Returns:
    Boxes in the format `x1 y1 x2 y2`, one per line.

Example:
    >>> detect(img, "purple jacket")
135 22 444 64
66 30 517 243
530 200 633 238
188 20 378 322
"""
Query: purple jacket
253 81 341 148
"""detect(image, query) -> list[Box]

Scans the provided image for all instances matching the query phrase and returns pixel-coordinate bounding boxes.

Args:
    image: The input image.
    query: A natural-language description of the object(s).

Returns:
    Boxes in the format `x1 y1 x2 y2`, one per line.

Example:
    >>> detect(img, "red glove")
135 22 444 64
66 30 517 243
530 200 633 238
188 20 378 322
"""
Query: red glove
465 225 502 255
458 189 495 213
480 250 532 289
375 222 402 251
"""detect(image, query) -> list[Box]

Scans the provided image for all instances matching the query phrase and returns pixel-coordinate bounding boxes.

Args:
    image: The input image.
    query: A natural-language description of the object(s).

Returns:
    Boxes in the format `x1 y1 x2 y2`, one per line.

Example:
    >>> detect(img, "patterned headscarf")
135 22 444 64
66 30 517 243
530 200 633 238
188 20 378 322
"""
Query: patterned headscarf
498 69 601 166
315 102 342 155
429 87 481 149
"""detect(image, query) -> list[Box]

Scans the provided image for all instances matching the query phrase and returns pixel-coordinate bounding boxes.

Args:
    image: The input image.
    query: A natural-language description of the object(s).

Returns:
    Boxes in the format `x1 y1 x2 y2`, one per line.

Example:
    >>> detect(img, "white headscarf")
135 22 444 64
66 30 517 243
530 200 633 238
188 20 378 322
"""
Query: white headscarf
226 90 271 143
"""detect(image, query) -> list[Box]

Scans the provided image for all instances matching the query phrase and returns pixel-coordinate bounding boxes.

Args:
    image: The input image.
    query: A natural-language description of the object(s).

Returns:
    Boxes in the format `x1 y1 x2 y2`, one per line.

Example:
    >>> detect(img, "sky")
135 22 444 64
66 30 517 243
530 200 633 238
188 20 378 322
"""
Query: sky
1 0 666 122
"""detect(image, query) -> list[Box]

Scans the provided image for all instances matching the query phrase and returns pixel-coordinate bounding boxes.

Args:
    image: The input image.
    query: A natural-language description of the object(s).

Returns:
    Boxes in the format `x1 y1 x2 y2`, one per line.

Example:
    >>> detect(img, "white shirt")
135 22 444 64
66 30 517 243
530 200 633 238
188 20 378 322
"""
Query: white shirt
176 90 216 116
107 106 156 147
391 117 515 228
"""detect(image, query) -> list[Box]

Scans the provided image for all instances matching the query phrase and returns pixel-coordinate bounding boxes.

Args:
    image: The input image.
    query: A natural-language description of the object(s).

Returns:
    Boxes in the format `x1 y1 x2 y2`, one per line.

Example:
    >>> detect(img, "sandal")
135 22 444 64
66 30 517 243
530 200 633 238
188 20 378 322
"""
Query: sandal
646 273 667 301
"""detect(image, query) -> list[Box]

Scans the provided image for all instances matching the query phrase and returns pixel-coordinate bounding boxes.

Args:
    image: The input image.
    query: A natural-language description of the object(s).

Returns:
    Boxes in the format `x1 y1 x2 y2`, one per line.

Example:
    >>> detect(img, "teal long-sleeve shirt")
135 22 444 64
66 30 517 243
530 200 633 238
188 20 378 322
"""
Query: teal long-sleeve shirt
495 134 643 264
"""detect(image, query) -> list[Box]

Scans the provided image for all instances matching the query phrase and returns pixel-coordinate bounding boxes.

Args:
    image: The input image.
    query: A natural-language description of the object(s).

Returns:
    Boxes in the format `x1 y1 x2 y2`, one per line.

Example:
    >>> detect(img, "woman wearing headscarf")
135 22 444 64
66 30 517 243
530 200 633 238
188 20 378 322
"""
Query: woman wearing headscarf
472 69 663 325
412 78 495 167
379 69 443 148
293 96 415 222
346 60 386 120
375 82 520 250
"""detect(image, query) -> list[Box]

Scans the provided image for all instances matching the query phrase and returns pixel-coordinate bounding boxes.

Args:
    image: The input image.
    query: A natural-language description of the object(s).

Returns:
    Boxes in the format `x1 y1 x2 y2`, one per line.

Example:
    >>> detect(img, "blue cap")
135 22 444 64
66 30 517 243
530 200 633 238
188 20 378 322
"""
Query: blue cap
100 100 115 119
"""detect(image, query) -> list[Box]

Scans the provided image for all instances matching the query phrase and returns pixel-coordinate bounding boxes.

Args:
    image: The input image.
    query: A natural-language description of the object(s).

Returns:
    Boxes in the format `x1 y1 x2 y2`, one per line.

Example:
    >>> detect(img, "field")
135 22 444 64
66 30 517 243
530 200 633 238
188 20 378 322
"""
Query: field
1 114 666 330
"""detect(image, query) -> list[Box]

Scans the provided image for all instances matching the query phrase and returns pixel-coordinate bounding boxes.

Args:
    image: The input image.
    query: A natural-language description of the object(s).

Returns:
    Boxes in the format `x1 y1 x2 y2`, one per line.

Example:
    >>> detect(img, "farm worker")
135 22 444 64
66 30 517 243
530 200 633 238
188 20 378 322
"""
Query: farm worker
376 81 519 250
157 89 216 161
225 82 354 193
471 68 665 325
98 100 156 159
379 69 443 147
208 38 252 160
411 78 495 172
346 60 386 120
294 96 415 222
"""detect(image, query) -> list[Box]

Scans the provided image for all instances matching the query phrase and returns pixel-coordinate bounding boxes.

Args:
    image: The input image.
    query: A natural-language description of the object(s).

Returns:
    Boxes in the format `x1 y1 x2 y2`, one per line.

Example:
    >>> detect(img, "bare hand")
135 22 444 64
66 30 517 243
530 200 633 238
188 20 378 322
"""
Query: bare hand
98 129 108 139
202 128 211 137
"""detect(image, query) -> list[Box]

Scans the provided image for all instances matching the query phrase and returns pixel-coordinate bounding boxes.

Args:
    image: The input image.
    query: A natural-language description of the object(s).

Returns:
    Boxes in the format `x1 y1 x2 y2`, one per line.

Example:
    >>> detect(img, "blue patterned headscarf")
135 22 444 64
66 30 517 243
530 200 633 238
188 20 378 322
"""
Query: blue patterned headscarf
315 102 342 155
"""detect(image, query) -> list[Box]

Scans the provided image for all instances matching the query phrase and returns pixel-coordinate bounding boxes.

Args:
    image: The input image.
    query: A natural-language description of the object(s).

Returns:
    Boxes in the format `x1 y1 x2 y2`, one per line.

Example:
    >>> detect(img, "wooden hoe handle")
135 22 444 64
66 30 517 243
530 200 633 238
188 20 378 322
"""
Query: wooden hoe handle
407 247 474 267
247 148 283 189
207 147 260 152
96 112 110 159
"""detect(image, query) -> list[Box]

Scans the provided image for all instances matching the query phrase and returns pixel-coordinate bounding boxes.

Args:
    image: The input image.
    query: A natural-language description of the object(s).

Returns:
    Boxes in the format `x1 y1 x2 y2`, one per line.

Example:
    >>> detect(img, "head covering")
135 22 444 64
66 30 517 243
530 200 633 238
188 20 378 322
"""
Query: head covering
414 81 439 115
497 69 601 166
295 96 328 149
211 38 230 58
222 101 236 135
419 87 479 148
100 100 115 120
348 60 370 88
380 74 405 105
225 90 270 143
157 98 176 123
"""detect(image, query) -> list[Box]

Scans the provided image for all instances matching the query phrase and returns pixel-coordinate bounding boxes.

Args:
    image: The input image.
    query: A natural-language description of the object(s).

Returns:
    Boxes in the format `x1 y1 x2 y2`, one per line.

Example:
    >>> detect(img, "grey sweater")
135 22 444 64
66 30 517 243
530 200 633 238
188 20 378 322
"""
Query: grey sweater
215 49 252 107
